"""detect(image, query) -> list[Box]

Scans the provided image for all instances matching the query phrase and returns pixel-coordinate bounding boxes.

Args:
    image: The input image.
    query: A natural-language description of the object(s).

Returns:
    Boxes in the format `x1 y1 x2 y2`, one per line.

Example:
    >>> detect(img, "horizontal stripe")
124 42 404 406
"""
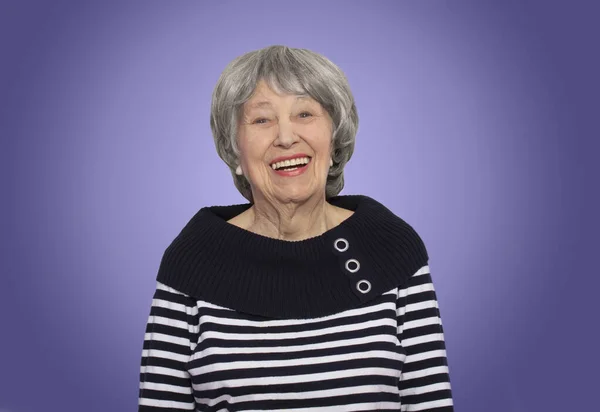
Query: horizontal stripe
139 381 194 395
243 401 401 412
142 349 189 364
199 317 396 341
190 349 402 375
403 310 441 327
193 341 402 368
192 358 404 386
193 367 400 391
404 299 438 313
401 397 454 411
144 332 189 347
397 282 434 299
196 383 398 406
151 315 199 334
399 381 452 397
138 397 195 410
401 365 451 381
191 333 398 358
142 339 190 356
403 332 445 348
226 391 400 410
405 349 448 363
198 293 396 327
141 365 190 380
200 305 396 334
197 375 398 400
152 298 199 317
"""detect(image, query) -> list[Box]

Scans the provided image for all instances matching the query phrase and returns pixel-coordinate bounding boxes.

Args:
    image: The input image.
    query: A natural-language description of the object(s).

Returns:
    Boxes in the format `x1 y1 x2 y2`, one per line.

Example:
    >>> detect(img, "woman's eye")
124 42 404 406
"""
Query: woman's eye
253 118 268 124
299 112 313 118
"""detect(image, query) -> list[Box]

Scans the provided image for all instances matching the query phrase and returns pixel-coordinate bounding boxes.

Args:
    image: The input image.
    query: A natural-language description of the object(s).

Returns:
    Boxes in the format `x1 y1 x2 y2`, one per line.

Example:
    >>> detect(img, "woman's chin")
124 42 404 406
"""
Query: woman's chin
272 186 322 204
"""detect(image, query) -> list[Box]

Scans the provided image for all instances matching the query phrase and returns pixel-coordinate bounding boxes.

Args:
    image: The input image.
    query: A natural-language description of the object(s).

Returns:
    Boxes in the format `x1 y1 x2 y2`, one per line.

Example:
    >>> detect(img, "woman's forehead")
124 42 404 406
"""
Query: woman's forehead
247 80 310 102
245 95 314 110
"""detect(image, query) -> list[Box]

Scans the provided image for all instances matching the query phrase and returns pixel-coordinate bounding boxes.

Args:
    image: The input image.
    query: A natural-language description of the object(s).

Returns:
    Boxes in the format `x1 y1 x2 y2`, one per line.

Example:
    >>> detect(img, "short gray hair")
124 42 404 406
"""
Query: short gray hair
210 45 359 202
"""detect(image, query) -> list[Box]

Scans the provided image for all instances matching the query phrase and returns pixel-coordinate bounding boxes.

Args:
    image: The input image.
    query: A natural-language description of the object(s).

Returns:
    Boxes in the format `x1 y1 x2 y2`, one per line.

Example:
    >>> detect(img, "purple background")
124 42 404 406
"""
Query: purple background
1 1 598 411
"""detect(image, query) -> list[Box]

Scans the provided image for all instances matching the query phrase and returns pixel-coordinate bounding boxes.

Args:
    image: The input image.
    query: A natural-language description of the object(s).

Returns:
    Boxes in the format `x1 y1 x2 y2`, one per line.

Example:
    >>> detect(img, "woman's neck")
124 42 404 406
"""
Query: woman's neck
229 195 352 241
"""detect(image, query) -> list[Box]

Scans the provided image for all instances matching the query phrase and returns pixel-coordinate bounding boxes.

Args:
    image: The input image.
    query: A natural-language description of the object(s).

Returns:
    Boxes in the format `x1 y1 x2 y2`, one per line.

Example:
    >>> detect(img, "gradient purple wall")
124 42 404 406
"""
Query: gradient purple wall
2 1 598 411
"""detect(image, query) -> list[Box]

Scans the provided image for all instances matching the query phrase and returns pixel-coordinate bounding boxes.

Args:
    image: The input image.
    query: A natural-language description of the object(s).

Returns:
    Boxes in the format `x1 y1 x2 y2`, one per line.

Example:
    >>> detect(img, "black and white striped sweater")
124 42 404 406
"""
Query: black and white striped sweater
139 195 454 411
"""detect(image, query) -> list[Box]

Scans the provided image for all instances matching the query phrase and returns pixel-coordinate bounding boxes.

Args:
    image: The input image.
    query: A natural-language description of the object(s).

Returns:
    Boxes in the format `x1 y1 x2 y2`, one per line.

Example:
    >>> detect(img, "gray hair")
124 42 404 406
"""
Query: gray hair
210 45 359 202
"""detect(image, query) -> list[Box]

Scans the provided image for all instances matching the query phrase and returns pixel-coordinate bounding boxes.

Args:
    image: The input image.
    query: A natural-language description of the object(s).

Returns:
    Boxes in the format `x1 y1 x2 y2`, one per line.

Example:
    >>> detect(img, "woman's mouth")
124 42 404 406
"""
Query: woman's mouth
270 156 311 176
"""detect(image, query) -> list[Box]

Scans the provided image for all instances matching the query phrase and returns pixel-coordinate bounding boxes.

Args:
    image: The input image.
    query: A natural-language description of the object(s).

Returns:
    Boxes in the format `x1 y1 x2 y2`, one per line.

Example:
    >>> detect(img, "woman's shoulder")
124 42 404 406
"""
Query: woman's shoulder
331 194 425 235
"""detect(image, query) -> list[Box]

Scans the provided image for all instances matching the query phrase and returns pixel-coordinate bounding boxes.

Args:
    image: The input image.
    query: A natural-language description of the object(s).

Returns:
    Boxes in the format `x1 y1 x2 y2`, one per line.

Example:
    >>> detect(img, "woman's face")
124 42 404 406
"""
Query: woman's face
237 80 333 205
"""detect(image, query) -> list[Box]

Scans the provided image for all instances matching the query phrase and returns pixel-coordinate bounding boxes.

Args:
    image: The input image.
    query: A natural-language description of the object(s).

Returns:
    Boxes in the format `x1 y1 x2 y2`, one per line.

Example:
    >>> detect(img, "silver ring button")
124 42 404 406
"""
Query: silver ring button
334 238 349 252
345 258 360 273
356 280 371 294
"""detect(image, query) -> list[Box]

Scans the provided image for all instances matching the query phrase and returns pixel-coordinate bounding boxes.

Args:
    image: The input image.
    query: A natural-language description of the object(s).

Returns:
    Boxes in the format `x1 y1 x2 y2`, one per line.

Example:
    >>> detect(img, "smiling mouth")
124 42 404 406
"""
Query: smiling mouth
270 156 312 172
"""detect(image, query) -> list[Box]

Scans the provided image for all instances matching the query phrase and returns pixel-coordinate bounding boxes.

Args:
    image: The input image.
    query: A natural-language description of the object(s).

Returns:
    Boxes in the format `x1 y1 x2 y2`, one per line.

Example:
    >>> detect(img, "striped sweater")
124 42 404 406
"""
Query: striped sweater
139 195 453 411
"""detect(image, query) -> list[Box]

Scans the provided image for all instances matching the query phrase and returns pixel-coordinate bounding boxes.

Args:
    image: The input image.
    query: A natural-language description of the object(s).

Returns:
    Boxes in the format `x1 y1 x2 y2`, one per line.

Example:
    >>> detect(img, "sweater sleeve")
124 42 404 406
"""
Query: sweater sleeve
139 282 199 411
397 265 454 411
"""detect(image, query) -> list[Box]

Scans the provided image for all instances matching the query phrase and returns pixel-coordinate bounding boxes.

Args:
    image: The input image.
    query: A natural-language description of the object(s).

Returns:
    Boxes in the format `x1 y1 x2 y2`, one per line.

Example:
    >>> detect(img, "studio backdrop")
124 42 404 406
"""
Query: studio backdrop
1 1 597 411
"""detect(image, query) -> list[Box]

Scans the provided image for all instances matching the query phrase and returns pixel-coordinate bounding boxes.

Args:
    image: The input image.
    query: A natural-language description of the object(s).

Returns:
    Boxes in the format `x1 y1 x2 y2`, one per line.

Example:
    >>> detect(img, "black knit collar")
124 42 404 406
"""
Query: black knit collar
156 195 428 319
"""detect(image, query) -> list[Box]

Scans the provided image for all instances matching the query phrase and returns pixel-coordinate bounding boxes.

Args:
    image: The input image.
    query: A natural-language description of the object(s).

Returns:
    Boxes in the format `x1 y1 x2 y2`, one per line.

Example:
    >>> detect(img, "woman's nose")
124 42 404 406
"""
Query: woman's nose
274 120 299 147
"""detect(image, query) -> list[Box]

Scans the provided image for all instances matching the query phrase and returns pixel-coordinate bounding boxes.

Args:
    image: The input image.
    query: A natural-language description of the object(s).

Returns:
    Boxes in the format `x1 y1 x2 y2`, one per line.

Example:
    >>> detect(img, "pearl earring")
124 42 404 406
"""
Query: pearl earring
235 165 243 176
329 158 333 167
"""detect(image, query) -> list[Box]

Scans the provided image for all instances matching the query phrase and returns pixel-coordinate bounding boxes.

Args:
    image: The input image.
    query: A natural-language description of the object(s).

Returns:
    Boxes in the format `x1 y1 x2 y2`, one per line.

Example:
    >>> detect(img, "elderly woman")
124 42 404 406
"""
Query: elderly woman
138 45 454 411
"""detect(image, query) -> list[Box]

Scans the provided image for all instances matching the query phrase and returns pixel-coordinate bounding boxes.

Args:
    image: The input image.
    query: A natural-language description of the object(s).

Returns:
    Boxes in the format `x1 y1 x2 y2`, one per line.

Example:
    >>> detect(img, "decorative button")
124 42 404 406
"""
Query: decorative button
345 258 360 273
356 280 371 294
334 238 349 252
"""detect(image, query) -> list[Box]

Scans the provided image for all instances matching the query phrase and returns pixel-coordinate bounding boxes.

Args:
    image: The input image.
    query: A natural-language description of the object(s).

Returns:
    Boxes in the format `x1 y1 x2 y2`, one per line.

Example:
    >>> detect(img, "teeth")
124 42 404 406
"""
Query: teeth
271 157 310 170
